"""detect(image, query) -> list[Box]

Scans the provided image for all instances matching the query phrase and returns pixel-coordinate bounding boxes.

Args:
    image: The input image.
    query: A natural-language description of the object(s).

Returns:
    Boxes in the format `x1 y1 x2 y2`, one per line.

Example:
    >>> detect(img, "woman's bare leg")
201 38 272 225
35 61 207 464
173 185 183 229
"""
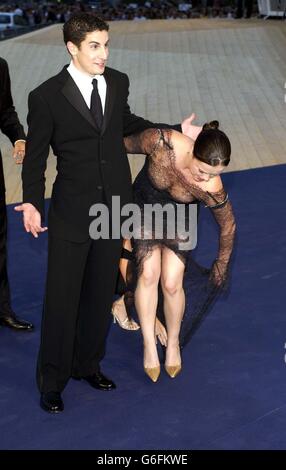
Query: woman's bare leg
121 240 167 343
113 240 167 340
118 238 132 282
161 248 185 368
112 239 140 330
135 247 161 370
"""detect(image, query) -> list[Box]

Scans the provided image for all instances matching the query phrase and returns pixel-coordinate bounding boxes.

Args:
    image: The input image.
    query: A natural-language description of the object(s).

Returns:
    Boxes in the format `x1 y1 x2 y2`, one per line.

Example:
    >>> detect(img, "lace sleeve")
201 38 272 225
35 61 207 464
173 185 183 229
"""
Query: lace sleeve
169 165 236 279
202 187 236 287
170 169 236 287
124 128 164 156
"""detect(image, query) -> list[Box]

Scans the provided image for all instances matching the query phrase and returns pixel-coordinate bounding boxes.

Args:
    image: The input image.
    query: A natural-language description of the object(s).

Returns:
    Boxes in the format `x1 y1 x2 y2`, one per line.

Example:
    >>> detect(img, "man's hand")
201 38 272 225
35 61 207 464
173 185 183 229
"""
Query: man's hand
14 203 47 238
181 113 202 141
12 140 25 165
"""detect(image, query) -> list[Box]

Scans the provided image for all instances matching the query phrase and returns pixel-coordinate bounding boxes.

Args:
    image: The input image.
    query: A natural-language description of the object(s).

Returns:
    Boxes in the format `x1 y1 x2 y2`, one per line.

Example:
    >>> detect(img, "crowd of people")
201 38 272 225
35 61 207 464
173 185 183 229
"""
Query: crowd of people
0 1 256 27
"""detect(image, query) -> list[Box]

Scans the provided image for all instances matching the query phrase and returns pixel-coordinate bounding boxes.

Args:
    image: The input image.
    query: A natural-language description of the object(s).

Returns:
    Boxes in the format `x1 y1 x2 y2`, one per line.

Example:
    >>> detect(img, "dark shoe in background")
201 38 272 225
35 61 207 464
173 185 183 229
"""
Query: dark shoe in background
40 392 64 413
74 371 116 391
0 313 34 331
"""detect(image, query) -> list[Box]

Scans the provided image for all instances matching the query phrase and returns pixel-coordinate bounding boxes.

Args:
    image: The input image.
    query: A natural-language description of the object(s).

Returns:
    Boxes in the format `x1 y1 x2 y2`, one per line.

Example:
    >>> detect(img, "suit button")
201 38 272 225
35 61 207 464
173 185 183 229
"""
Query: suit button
101 159 106 164
97 185 103 190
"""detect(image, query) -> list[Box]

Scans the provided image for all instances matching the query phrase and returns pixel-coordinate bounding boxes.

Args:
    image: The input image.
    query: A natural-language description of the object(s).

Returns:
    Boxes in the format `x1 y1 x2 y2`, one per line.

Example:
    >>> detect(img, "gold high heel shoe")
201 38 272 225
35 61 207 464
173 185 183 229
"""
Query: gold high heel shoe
165 344 182 378
144 365 161 383
111 299 140 331
165 365 182 378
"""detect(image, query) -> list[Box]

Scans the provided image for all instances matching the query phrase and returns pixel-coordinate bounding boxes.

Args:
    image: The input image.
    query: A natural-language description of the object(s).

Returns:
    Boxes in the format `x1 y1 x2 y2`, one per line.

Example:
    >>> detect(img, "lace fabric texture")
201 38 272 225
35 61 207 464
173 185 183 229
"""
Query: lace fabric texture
122 129 236 346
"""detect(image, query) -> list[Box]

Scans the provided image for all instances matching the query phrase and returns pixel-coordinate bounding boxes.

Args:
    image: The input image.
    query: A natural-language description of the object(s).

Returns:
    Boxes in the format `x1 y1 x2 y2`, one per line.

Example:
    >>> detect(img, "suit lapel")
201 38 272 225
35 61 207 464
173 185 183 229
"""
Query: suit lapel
101 68 117 135
61 70 98 132
59 66 116 134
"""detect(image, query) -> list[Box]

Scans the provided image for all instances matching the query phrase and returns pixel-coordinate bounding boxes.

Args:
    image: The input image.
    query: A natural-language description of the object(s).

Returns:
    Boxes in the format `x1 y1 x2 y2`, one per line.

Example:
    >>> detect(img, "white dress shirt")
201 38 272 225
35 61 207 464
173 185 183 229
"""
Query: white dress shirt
67 61 107 113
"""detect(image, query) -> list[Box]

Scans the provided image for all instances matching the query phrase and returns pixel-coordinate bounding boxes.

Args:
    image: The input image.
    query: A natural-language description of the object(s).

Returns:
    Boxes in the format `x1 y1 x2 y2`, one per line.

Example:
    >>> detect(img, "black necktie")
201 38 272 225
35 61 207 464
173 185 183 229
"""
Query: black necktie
91 78 103 129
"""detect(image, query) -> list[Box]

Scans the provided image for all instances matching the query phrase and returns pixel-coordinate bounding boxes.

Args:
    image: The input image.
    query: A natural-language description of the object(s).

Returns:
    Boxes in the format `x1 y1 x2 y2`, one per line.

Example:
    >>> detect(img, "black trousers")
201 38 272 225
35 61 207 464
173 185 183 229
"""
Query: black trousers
37 233 122 393
0 156 12 317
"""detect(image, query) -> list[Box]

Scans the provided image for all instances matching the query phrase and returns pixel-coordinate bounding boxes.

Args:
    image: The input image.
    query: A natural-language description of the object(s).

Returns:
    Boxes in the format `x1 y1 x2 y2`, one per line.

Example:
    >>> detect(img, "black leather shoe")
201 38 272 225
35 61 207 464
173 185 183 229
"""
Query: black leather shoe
76 371 116 391
40 392 64 413
0 314 34 331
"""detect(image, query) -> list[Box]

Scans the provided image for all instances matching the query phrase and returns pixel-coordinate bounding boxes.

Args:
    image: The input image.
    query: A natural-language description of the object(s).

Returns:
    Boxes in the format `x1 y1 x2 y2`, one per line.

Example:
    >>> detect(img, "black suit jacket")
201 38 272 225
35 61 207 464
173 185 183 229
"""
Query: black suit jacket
0 57 26 196
23 66 180 242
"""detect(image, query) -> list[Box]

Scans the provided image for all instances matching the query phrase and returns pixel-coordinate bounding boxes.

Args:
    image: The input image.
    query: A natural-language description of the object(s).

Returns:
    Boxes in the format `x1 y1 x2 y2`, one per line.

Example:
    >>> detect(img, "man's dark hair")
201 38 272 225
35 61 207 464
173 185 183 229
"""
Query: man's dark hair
63 13 109 47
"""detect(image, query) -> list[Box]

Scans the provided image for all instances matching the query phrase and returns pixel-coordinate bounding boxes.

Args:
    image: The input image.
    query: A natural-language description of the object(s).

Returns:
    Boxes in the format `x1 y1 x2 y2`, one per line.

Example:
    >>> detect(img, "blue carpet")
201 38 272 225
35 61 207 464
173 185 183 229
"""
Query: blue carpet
0 164 285 450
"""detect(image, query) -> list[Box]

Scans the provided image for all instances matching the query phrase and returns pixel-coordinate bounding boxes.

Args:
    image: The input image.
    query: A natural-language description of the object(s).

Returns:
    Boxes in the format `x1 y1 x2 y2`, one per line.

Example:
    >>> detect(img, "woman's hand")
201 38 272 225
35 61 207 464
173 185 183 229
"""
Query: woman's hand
210 259 229 288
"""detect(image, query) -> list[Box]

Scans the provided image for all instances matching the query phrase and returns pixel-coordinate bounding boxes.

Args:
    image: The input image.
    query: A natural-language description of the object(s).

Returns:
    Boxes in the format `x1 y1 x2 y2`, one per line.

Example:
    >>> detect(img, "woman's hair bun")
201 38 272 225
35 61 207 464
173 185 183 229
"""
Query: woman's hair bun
202 120 219 131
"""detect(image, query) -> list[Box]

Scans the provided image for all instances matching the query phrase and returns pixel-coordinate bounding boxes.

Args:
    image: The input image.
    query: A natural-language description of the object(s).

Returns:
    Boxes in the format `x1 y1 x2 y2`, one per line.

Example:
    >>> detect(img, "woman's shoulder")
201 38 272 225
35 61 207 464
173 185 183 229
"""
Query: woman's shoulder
169 129 194 147
168 130 194 166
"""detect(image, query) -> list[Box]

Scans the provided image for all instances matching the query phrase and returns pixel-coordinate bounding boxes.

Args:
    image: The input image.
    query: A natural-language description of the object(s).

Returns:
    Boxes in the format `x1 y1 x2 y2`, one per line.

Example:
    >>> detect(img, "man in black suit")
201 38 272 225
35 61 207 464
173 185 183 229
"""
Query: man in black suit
16 13 198 413
0 57 34 332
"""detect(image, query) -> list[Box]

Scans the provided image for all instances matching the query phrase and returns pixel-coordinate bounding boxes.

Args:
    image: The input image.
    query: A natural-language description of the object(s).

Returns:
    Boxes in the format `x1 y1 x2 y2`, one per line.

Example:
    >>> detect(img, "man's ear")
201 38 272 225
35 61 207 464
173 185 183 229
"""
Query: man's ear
66 41 78 57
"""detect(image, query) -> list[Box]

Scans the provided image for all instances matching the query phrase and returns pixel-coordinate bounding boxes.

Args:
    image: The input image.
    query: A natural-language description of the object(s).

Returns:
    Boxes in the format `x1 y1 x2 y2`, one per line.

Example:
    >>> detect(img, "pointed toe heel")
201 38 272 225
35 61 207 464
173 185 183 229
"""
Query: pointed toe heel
144 366 161 383
165 365 182 378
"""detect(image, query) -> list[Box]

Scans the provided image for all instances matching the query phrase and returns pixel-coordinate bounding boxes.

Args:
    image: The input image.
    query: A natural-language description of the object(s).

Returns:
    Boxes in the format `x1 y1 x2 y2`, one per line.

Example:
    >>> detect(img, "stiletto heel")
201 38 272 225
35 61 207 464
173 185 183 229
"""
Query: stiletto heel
111 297 140 331
144 366 161 383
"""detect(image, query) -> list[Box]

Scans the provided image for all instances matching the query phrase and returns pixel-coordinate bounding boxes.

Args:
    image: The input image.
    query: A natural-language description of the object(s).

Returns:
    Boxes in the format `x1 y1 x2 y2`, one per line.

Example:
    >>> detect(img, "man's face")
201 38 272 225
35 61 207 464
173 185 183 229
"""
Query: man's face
68 30 109 76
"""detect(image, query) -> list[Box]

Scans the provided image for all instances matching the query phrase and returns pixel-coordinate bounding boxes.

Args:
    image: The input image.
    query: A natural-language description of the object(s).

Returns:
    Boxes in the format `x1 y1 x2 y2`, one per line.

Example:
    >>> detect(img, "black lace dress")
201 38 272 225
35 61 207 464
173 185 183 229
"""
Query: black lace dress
121 129 236 347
